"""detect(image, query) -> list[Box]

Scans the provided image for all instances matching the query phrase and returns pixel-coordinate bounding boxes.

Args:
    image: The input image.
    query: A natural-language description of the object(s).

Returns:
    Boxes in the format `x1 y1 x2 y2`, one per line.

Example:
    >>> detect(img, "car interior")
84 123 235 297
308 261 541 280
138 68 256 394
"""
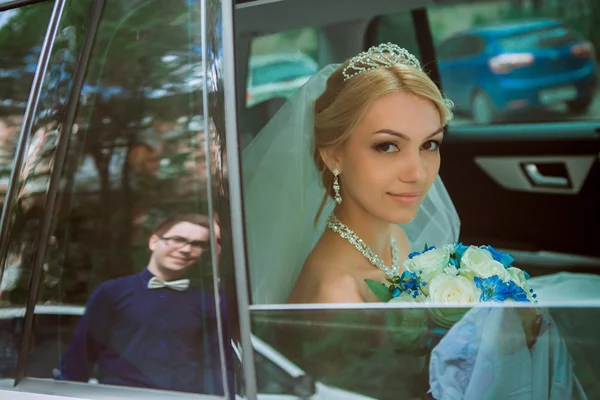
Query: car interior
237 0 600 278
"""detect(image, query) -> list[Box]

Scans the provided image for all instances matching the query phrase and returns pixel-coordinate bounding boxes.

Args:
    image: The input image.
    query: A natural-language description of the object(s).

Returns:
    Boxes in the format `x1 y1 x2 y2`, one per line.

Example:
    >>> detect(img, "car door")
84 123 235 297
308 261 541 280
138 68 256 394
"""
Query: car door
414 1 600 276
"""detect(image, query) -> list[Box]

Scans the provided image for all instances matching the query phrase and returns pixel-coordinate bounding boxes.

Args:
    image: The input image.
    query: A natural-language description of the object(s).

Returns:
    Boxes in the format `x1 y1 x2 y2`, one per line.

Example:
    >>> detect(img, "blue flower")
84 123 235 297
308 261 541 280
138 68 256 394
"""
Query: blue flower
391 287 401 298
422 243 437 253
454 242 469 268
397 271 423 295
483 245 514 268
474 275 510 302
403 275 420 291
507 281 530 302
408 251 421 259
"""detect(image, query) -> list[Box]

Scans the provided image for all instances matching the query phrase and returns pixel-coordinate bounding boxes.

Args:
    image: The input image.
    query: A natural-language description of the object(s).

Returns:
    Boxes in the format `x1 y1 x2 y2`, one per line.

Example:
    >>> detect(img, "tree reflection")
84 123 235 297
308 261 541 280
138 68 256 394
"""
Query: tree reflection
1 0 214 306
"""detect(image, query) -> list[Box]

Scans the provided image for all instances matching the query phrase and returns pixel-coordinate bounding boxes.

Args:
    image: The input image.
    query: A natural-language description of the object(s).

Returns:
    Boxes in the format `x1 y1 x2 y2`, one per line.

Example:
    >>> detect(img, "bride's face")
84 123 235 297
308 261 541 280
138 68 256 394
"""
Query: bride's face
334 91 443 224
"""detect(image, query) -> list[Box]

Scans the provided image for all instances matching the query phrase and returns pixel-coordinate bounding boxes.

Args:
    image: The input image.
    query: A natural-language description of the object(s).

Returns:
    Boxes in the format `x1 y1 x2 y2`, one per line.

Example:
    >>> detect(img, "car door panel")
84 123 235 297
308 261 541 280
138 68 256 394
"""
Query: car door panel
474 155 594 194
440 123 600 263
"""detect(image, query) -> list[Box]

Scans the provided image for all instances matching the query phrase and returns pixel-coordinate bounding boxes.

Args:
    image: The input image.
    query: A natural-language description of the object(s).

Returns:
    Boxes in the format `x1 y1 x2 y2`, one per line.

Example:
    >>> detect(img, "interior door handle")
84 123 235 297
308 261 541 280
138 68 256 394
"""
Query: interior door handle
523 163 569 187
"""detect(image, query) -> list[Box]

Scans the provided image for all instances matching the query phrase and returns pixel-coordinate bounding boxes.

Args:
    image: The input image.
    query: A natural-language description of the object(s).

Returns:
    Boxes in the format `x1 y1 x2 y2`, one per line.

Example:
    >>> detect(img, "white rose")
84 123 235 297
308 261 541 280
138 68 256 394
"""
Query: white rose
444 264 459 276
387 292 428 349
506 267 527 286
443 243 457 255
427 274 479 328
403 247 450 295
506 267 534 301
459 246 510 282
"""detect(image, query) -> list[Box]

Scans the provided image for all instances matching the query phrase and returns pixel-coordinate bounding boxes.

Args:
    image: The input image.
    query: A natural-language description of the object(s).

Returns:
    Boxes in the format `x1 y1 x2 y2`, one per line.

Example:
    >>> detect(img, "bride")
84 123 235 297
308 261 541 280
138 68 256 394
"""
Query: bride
243 43 459 305
242 43 597 399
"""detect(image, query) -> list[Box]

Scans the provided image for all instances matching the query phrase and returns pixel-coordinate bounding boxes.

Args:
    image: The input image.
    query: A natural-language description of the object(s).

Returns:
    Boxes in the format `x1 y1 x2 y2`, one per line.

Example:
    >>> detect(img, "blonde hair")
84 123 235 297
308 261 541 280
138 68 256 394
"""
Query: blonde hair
313 59 454 222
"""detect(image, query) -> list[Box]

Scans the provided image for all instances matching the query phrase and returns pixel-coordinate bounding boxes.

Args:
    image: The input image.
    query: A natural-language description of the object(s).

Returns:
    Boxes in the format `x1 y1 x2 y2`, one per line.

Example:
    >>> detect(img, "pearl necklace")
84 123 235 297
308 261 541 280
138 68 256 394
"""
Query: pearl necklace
326 213 401 278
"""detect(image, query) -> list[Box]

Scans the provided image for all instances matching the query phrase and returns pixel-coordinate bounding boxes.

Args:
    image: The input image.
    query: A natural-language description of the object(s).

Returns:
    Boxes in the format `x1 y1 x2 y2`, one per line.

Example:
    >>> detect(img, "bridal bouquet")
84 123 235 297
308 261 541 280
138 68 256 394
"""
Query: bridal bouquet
366 243 539 332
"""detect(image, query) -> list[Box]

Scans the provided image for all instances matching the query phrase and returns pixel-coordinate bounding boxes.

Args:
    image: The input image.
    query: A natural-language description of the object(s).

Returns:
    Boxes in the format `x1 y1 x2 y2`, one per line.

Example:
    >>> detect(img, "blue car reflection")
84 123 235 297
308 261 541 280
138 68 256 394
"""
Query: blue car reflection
437 19 598 124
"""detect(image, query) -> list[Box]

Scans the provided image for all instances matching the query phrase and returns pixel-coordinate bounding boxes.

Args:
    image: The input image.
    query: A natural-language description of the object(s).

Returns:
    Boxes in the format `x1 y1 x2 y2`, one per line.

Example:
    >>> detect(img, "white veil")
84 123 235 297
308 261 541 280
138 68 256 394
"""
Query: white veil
242 64 460 305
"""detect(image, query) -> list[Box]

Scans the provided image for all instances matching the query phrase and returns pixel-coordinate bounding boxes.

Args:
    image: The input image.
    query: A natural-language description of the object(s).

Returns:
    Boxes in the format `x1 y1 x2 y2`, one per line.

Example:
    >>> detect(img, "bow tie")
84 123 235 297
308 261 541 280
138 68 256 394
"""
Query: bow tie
147 277 190 291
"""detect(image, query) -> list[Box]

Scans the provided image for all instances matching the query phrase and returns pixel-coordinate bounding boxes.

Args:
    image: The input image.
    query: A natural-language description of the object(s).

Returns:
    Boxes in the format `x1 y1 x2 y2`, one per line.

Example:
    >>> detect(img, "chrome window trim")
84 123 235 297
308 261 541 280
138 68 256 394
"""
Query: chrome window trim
201 0 230 398
222 0 258 398
249 301 600 311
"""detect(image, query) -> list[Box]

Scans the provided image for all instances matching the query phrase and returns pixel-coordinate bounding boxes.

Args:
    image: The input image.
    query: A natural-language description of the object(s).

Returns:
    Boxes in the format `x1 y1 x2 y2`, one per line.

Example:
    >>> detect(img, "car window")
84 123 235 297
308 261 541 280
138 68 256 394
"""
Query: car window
374 10 421 60
0 0 54 382
1 0 235 397
239 28 320 147
238 1 600 399
460 35 486 57
437 37 463 60
499 25 581 51
252 60 316 86
254 351 295 394
246 28 319 107
377 1 600 126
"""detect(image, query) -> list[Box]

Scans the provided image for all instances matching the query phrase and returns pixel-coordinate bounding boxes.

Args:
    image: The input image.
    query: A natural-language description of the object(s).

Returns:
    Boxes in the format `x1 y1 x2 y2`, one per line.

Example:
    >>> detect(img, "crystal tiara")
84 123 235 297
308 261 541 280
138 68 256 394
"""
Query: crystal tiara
342 43 422 81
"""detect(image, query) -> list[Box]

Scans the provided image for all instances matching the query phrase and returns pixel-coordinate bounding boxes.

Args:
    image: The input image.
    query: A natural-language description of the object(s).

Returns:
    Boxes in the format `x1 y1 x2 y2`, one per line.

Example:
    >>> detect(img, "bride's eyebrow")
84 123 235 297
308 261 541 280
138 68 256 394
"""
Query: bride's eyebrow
374 127 444 140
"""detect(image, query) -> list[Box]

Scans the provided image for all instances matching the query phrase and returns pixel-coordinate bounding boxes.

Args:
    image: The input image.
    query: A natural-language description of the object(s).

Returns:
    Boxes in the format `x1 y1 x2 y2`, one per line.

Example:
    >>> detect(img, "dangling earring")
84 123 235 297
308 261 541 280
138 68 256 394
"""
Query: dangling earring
333 169 342 204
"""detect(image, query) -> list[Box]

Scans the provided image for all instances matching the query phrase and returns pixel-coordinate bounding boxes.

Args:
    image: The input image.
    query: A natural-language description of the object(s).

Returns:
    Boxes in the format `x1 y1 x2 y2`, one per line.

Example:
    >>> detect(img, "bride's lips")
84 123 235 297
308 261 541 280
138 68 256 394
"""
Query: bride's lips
388 192 421 205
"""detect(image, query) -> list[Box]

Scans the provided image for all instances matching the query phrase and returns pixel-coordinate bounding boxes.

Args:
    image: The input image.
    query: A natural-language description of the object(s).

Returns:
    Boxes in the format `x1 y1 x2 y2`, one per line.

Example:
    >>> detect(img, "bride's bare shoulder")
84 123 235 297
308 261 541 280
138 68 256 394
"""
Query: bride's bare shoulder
288 237 363 304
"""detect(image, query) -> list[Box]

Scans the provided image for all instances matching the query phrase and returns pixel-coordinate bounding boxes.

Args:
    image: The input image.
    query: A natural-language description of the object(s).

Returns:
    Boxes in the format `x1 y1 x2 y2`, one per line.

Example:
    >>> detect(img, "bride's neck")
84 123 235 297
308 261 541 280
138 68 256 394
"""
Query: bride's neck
333 203 393 257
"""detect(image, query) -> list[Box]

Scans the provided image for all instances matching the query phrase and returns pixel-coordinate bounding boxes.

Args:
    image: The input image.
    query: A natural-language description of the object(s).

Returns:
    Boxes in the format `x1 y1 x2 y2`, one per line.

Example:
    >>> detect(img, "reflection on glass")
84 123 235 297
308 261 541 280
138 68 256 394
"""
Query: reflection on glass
239 28 319 147
251 306 599 399
0 0 235 397
0 1 54 384
426 1 599 125
53 214 230 394
247 28 319 107
204 1 239 398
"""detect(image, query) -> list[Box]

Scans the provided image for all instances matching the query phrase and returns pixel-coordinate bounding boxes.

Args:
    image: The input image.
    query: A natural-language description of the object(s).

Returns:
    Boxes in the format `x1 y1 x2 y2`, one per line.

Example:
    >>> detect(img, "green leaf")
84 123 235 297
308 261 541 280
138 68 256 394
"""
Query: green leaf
364 279 393 302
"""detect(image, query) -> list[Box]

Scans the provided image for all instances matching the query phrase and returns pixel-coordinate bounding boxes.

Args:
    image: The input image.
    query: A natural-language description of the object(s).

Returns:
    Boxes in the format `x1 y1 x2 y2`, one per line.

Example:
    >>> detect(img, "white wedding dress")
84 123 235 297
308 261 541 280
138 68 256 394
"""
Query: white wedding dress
241 64 600 399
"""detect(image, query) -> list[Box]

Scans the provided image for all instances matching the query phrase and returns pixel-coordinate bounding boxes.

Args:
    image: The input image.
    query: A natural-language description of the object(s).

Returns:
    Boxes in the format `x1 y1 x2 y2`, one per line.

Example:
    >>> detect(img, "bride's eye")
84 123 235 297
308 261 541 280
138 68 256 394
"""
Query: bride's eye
422 140 441 152
375 142 400 153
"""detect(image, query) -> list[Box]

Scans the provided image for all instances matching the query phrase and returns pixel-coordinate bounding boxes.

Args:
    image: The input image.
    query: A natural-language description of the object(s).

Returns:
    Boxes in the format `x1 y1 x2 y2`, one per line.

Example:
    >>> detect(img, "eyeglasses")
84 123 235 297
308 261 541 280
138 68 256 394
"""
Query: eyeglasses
160 236 209 252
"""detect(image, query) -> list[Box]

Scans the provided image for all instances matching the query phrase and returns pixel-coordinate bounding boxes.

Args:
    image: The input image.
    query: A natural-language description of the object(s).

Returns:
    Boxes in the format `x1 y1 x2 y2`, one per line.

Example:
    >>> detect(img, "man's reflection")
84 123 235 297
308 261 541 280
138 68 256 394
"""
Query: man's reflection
54 213 234 396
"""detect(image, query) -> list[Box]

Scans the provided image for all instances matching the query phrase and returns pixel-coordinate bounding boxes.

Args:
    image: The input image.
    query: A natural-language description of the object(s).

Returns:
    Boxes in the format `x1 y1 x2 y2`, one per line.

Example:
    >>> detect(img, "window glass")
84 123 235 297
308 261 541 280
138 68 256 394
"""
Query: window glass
460 35 486 57
426 0 600 125
498 25 580 51
437 36 463 60
0 1 53 383
246 28 319 107
254 351 294 395
252 59 318 87
375 11 421 60
239 2 600 400
249 306 600 399
240 28 319 146
0 0 233 397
